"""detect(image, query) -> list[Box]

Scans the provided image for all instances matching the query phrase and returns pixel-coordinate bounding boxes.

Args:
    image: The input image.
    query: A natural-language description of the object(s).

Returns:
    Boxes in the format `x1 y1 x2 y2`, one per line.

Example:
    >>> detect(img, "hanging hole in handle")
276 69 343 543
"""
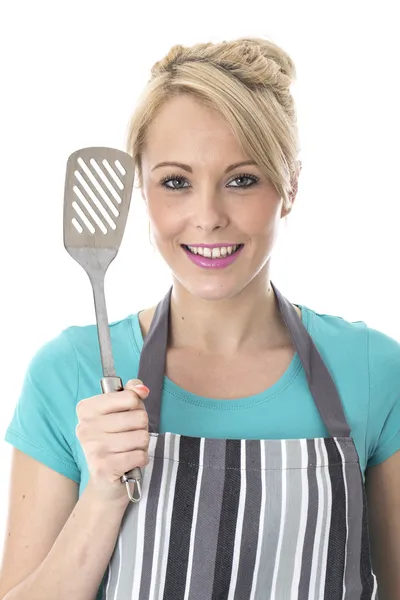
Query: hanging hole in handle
121 474 142 503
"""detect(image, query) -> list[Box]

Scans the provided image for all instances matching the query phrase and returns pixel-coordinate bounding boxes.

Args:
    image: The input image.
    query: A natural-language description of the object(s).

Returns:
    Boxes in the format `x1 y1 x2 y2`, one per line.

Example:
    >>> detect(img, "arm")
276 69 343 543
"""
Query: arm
365 450 400 600
0 449 129 600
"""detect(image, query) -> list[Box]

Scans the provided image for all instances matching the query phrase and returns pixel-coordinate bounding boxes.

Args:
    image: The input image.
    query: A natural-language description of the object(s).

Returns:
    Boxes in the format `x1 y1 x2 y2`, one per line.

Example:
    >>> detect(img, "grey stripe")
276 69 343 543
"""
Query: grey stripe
138 433 165 600
338 439 363 599
313 438 331 599
274 440 304 598
234 440 262 599
112 483 141 598
253 440 282 600
298 439 319 600
152 433 178 598
188 438 227 600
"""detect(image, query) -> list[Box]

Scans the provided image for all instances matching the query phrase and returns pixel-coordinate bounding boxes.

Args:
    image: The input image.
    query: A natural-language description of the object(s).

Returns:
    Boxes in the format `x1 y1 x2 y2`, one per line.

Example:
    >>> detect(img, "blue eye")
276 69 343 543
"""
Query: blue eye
227 174 259 188
160 175 190 190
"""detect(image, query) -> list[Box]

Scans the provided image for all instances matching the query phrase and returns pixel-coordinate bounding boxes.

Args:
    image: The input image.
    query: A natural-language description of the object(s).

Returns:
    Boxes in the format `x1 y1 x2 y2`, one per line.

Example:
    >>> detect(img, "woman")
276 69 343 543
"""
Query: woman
0 37 399 600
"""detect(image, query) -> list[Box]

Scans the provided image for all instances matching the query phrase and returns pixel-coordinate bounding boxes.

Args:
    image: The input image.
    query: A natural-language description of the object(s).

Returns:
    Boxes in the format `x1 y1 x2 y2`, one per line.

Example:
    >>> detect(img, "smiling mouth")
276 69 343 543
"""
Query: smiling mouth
182 244 244 258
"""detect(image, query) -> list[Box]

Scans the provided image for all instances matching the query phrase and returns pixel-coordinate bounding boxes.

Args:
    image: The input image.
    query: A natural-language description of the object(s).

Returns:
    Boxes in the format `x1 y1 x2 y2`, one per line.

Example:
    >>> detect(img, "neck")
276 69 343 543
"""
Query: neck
169 268 294 356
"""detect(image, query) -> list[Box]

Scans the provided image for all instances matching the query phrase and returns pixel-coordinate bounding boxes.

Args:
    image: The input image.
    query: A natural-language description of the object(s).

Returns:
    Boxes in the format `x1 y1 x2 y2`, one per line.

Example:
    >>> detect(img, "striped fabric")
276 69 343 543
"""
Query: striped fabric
103 433 377 600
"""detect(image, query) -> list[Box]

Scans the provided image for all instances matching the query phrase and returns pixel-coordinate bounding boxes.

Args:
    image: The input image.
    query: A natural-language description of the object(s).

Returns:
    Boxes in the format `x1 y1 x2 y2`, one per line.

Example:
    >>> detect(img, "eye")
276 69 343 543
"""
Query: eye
227 173 259 188
160 175 190 190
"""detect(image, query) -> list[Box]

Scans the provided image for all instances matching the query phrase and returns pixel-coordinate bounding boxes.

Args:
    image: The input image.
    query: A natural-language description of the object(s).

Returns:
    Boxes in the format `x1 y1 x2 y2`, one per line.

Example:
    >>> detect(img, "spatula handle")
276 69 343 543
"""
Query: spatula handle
100 376 143 503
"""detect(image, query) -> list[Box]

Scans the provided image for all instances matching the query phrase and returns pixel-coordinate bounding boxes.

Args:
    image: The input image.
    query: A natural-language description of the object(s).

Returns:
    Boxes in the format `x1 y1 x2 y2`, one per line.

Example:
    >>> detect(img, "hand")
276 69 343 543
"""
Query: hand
75 379 150 505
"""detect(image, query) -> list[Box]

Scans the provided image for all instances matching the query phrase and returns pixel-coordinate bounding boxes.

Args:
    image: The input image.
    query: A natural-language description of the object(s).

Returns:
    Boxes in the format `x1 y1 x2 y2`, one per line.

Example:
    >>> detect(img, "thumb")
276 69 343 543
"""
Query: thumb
125 378 150 399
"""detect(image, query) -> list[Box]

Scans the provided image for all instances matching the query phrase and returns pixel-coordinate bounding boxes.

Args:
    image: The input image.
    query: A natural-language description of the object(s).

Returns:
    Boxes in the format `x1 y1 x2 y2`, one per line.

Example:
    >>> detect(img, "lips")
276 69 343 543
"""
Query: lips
181 243 244 269
184 244 243 259
181 243 243 248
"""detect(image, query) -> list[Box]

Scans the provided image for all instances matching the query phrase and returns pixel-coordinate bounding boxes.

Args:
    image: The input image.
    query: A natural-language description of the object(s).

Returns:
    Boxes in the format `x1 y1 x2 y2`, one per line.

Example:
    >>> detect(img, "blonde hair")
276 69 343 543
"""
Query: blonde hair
126 37 300 209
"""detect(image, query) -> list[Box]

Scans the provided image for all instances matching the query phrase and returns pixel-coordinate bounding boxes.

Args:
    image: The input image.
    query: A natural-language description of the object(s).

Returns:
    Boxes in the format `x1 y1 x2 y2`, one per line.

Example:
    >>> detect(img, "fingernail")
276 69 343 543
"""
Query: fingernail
134 384 150 394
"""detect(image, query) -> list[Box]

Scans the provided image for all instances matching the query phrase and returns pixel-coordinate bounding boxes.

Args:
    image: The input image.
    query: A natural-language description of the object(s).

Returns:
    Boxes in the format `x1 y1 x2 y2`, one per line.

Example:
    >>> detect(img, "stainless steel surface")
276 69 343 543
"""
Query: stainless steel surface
68 247 118 377
63 147 142 502
100 375 124 394
120 470 142 503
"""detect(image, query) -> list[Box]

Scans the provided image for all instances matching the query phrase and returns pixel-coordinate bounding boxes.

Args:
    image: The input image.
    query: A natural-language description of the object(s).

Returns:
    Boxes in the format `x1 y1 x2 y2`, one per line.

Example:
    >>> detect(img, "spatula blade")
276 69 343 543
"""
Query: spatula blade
63 147 134 252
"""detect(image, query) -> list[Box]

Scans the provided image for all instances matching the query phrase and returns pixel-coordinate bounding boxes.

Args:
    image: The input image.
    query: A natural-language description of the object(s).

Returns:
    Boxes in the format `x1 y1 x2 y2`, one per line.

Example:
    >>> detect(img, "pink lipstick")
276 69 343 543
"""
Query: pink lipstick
182 244 244 269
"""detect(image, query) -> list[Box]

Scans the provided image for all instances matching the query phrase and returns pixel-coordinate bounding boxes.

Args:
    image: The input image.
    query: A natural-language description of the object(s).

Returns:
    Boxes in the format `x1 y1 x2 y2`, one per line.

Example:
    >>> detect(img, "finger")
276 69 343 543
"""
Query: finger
105 430 150 454
125 379 150 397
102 409 149 433
97 389 147 415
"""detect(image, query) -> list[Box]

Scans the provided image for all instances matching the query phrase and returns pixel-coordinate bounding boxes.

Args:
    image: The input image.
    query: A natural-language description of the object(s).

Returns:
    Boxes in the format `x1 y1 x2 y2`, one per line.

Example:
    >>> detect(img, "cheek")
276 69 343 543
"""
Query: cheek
234 199 281 235
147 198 184 239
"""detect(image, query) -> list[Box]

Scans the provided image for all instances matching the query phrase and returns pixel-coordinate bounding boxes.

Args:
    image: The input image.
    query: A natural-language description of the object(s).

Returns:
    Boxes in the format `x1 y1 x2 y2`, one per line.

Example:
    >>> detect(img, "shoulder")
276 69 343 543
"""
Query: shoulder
302 304 400 380
27 327 78 386
63 314 140 398
26 313 137 394
302 304 400 467
65 313 136 361
300 305 370 369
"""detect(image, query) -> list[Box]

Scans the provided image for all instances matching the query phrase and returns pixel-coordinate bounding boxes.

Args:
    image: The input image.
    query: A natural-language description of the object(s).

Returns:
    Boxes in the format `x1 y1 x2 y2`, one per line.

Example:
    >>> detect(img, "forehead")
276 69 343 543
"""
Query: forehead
142 94 244 161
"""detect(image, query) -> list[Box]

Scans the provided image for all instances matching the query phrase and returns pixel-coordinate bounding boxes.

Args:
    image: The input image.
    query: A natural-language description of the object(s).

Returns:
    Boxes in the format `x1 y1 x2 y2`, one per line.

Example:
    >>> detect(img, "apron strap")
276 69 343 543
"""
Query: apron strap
138 284 351 438
137 288 171 434
271 283 351 437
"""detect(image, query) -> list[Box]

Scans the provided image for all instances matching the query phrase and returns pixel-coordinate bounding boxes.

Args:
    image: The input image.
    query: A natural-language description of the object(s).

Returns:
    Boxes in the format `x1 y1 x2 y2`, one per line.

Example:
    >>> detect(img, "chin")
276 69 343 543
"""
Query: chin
174 274 250 303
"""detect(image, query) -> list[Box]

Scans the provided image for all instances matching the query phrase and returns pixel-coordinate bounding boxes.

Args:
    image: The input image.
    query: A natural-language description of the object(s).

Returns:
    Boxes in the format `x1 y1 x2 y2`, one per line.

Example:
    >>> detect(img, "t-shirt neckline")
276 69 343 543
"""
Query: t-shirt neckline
129 303 311 409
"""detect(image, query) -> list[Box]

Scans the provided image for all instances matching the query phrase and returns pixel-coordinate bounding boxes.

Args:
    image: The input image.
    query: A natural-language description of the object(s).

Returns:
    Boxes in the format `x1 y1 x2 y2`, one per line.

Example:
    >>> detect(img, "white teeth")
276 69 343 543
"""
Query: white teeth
187 244 240 258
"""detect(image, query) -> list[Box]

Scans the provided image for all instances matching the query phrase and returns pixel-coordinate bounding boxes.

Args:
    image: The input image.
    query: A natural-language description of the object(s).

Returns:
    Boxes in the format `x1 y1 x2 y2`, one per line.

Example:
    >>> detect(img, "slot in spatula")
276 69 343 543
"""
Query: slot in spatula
63 146 142 503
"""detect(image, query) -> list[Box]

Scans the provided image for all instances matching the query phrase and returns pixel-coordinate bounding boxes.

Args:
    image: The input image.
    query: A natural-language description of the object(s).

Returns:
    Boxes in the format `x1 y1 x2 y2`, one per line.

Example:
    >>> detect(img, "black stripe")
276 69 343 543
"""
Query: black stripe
298 439 319 600
211 439 241 600
360 487 376 599
323 439 346 600
233 440 262 600
163 435 200 600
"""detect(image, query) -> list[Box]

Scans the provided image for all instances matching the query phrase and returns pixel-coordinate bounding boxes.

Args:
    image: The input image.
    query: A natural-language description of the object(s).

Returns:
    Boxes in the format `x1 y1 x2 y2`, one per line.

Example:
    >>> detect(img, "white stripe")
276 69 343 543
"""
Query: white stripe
249 440 266 600
270 439 287 598
157 433 181 599
183 437 205 600
334 439 349 600
317 441 332 599
148 433 173 600
372 572 378 598
227 439 247 599
290 438 309 599
130 435 156 600
309 439 325 600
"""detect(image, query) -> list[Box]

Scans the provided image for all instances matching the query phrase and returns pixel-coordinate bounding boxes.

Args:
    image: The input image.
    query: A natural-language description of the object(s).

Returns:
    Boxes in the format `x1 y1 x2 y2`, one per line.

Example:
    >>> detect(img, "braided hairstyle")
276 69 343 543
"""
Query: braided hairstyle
127 37 301 210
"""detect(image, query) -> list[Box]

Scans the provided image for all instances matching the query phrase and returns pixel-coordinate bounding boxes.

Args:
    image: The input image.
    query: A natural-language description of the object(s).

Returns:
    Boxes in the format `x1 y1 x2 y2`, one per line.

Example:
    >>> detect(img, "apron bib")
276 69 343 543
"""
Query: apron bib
103 283 378 600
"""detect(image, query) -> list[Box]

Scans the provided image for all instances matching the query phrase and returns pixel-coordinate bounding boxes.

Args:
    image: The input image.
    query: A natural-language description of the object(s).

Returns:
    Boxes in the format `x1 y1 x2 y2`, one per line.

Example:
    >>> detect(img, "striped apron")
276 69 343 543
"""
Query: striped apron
103 283 378 600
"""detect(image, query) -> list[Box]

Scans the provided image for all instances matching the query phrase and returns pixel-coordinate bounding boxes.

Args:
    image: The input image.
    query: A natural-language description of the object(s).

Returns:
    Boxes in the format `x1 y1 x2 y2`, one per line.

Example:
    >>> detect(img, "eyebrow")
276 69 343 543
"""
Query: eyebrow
151 160 257 173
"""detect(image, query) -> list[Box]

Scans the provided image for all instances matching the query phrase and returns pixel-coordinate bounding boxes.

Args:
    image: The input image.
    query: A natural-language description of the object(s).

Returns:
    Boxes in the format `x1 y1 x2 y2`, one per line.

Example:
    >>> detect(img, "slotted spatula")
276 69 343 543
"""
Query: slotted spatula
63 146 142 503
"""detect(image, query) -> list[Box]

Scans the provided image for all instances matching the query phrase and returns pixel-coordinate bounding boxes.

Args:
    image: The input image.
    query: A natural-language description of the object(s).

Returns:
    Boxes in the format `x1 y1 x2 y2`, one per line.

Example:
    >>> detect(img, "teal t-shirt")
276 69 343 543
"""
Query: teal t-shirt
5 303 400 492
4 302 400 599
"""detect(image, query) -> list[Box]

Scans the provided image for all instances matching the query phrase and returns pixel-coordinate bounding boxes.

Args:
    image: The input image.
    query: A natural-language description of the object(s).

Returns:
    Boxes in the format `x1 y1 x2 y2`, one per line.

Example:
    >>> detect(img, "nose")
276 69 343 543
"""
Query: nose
191 188 229 232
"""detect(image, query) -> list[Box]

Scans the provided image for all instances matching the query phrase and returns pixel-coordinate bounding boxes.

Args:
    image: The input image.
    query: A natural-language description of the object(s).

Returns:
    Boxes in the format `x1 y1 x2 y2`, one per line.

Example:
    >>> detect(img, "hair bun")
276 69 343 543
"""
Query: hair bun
238 38 295 86
151 38 295 92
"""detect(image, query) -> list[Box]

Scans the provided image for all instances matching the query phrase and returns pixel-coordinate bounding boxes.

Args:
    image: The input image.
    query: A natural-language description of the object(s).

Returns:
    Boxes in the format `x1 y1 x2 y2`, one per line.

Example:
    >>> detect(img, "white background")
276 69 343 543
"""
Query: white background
0 0 399 561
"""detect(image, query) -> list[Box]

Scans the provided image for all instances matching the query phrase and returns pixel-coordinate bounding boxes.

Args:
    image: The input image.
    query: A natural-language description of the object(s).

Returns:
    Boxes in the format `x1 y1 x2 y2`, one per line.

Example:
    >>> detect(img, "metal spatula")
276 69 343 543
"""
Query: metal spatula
63 146 142 503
